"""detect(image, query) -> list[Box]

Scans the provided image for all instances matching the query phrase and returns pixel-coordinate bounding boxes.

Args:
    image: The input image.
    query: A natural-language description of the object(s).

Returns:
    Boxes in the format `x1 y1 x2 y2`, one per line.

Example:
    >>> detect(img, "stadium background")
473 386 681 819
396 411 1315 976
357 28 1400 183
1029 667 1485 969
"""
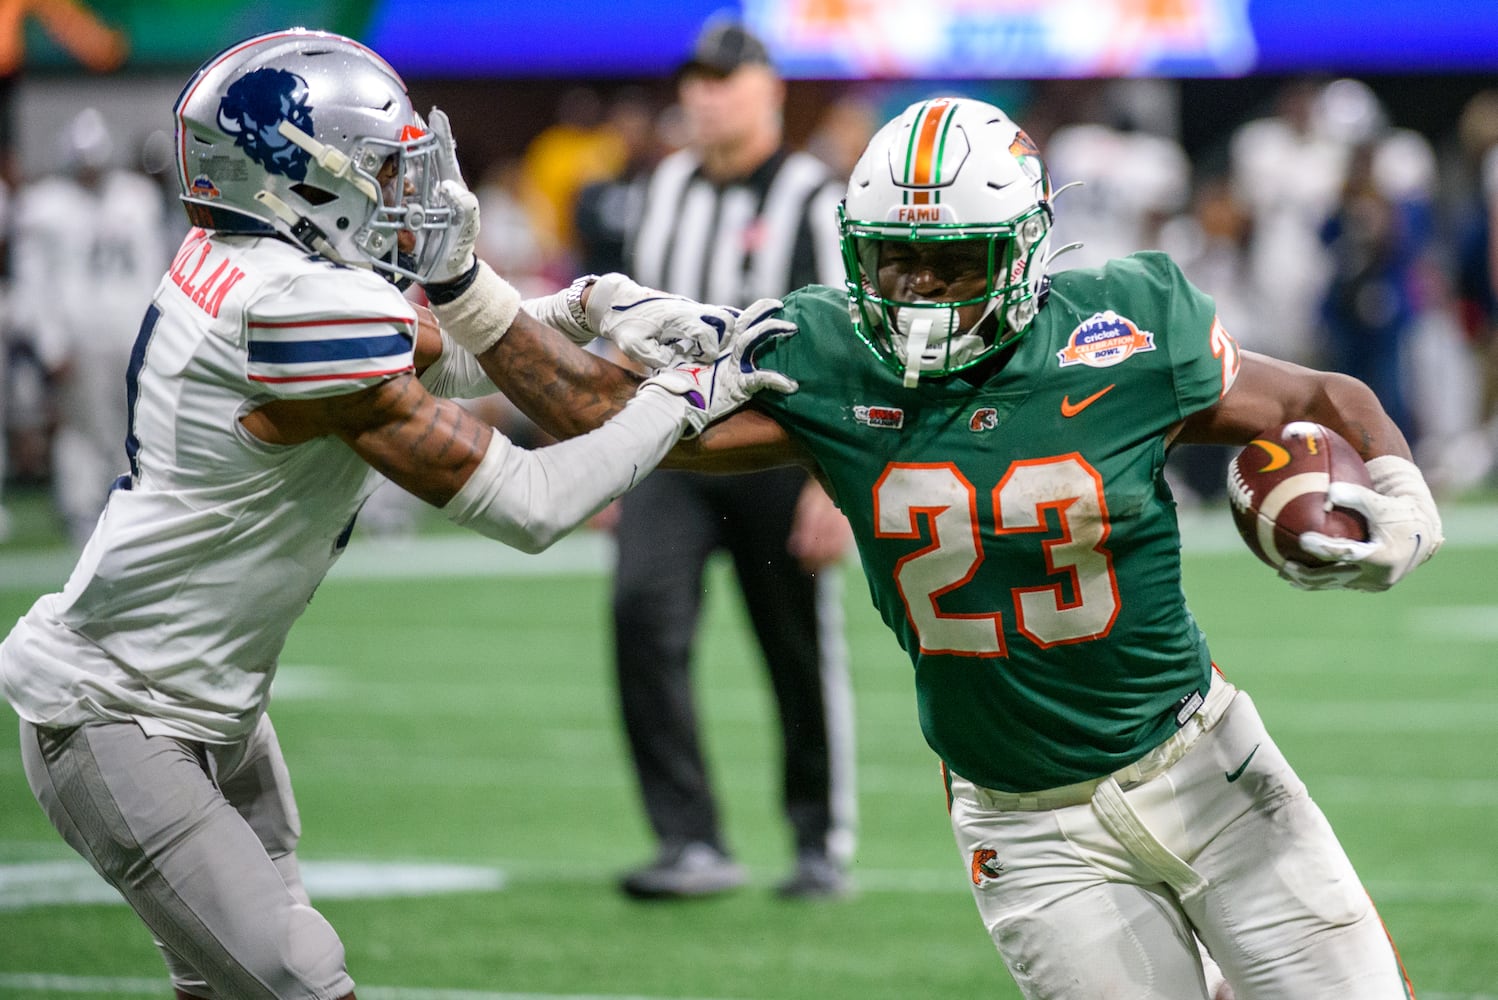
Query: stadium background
2 2 1497 998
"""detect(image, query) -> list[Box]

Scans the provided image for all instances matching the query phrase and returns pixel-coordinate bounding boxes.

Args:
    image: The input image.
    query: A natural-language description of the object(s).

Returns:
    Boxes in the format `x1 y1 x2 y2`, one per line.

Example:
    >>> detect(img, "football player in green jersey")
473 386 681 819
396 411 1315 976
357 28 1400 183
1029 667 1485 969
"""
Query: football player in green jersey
429 97 1441 1000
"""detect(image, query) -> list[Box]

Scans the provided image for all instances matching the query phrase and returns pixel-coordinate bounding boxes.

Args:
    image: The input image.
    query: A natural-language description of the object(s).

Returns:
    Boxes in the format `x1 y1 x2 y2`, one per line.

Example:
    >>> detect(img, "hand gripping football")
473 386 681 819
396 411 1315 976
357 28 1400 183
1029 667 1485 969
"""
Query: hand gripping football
1226 421 1372 570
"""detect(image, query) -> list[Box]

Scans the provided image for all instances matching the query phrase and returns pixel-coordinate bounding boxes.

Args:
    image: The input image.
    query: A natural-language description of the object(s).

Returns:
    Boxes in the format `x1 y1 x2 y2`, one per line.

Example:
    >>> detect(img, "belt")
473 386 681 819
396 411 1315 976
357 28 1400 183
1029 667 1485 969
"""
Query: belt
961 671 1237 812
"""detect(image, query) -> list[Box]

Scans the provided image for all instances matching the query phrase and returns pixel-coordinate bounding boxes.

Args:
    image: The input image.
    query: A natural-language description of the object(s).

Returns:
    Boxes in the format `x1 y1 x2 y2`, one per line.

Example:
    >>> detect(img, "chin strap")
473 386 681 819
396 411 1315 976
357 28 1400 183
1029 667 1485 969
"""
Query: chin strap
896 298 1003 386
276 120 380 202
252 189 351 265
902 318 932 388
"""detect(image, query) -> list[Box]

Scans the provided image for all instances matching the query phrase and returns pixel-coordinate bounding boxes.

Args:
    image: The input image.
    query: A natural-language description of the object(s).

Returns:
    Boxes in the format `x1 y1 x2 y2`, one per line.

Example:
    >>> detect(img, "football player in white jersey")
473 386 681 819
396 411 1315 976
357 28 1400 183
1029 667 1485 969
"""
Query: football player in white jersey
11 107 170 547
0 29 793 1000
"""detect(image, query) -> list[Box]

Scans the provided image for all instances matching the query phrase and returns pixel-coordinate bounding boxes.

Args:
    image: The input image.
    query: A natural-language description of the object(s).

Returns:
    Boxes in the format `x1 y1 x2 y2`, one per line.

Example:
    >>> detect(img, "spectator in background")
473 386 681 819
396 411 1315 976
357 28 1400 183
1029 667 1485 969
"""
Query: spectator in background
10 107 166 546
1158 175 1263 505
0 172 10 540
518 86 627 282
613 17 857 901
1229 79 1357 367
1045 80 1192 272
573 89 662 278
806 92 879 180
474 155 549 296
1316 83 1440 448
1455 89 1498 484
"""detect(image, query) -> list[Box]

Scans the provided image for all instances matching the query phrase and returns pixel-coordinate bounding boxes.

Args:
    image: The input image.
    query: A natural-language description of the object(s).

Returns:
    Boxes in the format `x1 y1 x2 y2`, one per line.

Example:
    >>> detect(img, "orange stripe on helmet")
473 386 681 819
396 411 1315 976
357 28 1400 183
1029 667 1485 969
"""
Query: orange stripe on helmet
907 98 954 205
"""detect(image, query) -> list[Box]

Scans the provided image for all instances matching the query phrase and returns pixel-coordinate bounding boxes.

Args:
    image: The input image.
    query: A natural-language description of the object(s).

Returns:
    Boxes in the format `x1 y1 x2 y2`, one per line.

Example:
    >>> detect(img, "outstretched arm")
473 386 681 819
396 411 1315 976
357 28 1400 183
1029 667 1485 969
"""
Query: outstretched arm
426 264 808 472
243 368 694 553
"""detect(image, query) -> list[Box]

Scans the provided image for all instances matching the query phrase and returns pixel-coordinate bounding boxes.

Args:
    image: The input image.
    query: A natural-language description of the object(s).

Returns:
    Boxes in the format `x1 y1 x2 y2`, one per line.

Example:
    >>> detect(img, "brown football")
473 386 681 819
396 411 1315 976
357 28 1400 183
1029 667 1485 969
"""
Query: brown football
1226 421 1372 570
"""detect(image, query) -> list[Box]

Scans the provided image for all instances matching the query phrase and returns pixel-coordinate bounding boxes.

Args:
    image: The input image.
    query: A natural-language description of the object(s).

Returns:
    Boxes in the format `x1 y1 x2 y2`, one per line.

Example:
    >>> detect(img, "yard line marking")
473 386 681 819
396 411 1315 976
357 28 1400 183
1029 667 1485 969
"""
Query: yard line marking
0 859 504 912
0 976 743 1000
8 856 1498 907
1412 605 1498 640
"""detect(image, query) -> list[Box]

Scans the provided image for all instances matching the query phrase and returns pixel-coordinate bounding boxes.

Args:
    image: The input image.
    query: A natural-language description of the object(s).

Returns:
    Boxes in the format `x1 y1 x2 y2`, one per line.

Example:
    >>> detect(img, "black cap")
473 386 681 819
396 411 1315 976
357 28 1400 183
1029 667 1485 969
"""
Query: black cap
679 20 771 78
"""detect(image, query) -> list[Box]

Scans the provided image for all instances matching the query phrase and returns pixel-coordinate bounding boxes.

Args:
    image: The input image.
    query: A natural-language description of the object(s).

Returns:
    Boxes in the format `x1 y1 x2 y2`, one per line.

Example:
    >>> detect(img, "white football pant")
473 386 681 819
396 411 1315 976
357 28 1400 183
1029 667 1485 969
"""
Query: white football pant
949 679 1413 1000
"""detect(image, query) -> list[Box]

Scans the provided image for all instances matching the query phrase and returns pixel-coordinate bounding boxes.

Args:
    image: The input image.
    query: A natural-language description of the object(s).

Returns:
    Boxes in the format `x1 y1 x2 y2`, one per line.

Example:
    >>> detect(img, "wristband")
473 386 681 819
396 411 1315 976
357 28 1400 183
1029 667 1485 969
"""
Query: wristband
423 257 481 305
426 260 521 355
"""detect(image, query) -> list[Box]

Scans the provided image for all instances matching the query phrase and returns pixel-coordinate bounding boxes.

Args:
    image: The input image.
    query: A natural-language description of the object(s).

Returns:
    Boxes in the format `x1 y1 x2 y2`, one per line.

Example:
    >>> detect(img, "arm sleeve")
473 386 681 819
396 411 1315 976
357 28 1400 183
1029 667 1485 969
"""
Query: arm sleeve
418 328 498 399
442 385 688 553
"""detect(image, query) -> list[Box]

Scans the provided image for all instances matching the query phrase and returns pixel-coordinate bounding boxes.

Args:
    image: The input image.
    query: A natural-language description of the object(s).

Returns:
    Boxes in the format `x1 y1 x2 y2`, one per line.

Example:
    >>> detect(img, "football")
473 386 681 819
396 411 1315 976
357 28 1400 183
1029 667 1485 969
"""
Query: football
1226 421 1372 570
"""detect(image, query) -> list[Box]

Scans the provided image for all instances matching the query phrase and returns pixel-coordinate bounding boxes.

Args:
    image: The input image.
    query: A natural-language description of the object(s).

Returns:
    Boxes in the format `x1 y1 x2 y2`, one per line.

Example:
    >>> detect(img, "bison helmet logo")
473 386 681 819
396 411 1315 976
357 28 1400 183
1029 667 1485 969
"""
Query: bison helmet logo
217 68 315 181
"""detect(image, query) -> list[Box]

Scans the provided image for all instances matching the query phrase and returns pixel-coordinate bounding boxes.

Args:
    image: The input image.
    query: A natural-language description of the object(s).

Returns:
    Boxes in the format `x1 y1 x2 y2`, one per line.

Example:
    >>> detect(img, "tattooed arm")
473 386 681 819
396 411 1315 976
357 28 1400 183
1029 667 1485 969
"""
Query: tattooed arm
477 310 643 439
472 309 810 473
239 373 494 504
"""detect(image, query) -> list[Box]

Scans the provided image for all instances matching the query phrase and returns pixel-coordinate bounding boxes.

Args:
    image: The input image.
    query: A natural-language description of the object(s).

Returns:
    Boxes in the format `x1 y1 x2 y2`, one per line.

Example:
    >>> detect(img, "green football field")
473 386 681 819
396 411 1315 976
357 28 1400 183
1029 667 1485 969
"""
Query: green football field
1 494 1495 1000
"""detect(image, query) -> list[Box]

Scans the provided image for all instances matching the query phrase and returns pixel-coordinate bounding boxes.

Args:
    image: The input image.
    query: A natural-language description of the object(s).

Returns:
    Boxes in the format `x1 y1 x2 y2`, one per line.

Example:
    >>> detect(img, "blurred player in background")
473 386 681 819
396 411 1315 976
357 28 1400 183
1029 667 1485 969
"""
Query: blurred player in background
10 107 168 546
434 96 1443 999
0 28 792 999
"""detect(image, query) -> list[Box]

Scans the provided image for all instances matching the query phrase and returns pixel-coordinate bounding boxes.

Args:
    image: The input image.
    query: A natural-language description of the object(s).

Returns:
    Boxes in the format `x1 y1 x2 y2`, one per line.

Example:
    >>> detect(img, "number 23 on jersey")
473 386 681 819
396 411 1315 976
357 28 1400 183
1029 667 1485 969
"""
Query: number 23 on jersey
874 454 1120 657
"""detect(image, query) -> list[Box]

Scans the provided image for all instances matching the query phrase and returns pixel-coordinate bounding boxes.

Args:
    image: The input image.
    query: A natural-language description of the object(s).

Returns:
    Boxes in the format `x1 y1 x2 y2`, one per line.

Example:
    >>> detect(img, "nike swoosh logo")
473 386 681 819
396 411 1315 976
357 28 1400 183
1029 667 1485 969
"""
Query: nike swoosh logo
1400 532 1423 579
1061 384 1116 417
1225 744 1260 783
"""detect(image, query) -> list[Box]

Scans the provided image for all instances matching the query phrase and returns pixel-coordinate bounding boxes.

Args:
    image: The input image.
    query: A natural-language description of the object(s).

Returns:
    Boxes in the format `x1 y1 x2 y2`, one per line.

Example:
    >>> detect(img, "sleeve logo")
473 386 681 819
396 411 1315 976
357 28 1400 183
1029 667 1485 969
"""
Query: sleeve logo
1057 311 1156 369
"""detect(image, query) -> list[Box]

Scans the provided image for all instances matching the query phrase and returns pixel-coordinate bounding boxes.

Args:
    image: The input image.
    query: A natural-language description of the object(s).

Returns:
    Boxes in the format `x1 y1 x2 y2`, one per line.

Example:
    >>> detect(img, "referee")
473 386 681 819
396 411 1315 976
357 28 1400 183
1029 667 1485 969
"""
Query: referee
613 18 857 900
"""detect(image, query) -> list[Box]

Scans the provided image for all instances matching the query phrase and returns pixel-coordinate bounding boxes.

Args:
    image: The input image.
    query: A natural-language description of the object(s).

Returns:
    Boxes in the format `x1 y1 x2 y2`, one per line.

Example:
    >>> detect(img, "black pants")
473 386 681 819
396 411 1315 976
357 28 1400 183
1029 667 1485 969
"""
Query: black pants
611 466 852 860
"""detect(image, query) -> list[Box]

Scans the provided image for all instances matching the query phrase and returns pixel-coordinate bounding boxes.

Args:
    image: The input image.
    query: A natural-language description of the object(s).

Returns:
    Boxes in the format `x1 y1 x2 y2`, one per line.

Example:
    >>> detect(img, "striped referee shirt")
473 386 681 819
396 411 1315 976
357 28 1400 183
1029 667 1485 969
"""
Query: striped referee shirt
627 147 845 307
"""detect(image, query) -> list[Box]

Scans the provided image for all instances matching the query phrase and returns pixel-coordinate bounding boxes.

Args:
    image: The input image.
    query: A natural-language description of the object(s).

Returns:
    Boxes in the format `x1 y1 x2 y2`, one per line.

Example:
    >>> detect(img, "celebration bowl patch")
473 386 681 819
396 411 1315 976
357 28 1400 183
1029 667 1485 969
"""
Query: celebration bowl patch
1057 311 1156 369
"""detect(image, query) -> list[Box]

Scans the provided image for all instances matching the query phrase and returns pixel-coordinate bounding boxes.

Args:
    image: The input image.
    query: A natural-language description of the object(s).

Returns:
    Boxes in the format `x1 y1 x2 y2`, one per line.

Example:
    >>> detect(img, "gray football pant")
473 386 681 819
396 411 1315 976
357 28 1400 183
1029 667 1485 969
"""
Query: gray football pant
20 716 354 999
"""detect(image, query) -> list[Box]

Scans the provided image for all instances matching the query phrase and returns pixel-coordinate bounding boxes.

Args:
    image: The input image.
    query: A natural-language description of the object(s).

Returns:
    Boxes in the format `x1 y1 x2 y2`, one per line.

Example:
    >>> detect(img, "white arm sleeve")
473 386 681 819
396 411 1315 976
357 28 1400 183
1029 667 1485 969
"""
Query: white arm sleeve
418 328 497 399
441 385 688 553
522 282 594 345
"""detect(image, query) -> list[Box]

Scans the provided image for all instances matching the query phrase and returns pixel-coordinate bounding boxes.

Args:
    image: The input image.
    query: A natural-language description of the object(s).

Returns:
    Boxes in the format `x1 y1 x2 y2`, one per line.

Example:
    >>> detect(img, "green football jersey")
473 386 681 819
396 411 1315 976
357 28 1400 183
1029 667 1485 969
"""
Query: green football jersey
753 252 1241 792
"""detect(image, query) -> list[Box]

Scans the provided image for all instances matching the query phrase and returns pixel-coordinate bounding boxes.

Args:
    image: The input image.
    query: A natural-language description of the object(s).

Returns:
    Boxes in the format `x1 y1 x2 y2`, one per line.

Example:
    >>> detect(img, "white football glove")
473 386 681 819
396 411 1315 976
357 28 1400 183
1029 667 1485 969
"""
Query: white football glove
1290 455 1444 592
639 297 799 435
425 107 480 286
585 273 740 369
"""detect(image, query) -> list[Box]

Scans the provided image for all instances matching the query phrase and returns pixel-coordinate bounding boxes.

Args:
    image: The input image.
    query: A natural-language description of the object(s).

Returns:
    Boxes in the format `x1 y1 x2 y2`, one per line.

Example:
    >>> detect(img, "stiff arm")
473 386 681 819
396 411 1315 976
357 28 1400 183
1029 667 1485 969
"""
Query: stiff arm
467 307 809 473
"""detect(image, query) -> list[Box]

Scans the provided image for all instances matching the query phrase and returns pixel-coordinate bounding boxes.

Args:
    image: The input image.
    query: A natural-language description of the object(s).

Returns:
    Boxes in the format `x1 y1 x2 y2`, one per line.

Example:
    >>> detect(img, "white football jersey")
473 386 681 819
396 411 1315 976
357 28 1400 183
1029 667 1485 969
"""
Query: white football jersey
0 229 419 742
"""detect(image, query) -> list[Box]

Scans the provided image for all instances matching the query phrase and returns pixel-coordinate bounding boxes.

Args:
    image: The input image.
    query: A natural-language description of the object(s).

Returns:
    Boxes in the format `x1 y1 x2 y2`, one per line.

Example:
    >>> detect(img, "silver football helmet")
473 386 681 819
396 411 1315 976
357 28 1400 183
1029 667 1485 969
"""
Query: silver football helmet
174 28 454 285
840 97 1054 385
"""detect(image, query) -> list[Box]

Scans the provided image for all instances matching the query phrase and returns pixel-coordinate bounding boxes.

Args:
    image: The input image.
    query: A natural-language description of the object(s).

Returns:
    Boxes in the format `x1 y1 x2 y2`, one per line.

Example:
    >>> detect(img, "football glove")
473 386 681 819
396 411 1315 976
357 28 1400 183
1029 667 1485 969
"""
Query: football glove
639 297 799 435
585 273 740 369
426 107 480 287
1291 455 1444 592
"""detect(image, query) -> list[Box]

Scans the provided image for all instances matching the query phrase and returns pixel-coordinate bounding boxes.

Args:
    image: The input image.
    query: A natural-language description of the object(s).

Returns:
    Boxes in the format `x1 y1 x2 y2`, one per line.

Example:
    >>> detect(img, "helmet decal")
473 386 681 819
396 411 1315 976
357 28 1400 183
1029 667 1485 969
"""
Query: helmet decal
903 98 960 202
216 68 314 181
1008 129 1049 197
